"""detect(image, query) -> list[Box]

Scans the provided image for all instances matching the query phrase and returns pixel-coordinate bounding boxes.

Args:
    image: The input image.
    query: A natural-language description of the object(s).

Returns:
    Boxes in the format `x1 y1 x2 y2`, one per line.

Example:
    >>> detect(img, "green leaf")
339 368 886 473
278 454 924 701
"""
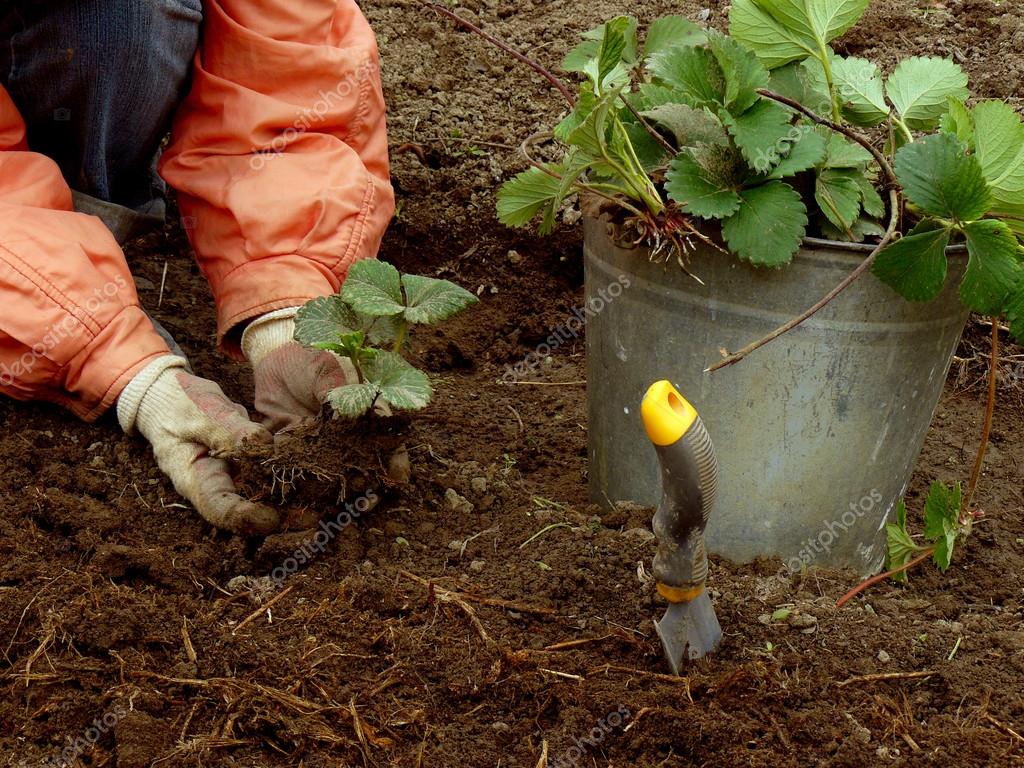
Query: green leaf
821 131 872 168
971 100 1024 219
872 220 951 302
767 60 831 115
364 351 433 411
764 127 827 179
707 30 770 113
722 181 808 266
832 56 889 126
295 295 357 348
1006 285 1024 344
630 83 689 111
729 0 870 69
642 16 707 59
922 481 961 573
401 274 478 324
721 99 795 172
665 144 743 219
894 133 991 221
886 501 921 584
563 17 638 76
327 382 378 419
815 168 863 231
622 122 672 171
940 97 975 148
341 260 405 317
886 56 969 131
819 215 885 243
857 175 886 219
647 44 725 109
961 219 1024 315
567 92 618 158
583 16 635 90
326 380 375 417
554 86 596 143
497 166 564 232
640 103 728 148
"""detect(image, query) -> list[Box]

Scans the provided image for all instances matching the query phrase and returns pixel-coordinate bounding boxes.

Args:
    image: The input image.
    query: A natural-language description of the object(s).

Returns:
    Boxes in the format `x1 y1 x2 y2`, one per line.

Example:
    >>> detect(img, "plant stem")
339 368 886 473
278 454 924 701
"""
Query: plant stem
706 189 900 373
756 89 898 189
613 117 665 215
349 355 365 384
894 117 915 146
964 318 1000 512
414 0 575 107
392 320 409 354
618 94 677 156
835 548 934 608
816 44 843 124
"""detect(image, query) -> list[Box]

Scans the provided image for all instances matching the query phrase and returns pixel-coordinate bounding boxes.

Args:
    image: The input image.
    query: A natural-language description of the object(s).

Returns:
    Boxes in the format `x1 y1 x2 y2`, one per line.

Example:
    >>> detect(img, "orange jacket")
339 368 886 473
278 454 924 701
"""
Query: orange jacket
0 0 393 421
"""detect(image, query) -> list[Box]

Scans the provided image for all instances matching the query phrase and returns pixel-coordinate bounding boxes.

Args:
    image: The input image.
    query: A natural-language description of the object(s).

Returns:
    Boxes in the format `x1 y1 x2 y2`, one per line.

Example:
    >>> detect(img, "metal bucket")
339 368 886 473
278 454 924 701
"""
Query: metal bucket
584 217 970 574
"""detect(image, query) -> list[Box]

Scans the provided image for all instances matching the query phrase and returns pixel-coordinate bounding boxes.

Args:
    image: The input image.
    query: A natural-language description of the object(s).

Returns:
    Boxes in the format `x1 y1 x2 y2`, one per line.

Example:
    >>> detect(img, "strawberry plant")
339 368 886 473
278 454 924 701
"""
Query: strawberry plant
494 1 1024 347
293 260 477 418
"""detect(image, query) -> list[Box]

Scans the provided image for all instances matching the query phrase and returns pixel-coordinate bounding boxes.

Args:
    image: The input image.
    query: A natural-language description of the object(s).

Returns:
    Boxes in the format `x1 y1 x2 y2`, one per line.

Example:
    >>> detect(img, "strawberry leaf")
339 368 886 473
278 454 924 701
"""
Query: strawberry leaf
815 168 863 231
886 56 969 131
894 133 991 221
721 98 795 172
872 220 951 302
922 481 961 573
961 219 1024 315
341 260 405 317
722 181 808 266
364 351 433 411
729 0 870 70
665 144 743 219
497 165 564 233
833 55 889 126
642 16 707 59
401 274 478 325
971 100 1024 224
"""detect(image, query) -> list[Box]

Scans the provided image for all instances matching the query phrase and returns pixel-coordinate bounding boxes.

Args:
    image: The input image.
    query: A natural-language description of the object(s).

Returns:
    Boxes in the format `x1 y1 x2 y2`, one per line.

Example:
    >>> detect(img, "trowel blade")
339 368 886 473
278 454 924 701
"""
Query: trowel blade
655 591 722 675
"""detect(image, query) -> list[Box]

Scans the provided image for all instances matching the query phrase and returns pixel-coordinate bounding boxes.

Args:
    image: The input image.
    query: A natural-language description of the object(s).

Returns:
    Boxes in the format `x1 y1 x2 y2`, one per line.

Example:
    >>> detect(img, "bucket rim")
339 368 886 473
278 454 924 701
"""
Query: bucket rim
801 235 968 255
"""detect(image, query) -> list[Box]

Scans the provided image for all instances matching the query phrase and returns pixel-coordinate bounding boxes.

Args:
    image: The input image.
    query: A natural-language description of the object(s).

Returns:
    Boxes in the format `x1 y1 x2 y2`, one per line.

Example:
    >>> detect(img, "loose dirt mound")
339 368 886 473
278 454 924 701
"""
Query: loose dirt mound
2 1 1024 766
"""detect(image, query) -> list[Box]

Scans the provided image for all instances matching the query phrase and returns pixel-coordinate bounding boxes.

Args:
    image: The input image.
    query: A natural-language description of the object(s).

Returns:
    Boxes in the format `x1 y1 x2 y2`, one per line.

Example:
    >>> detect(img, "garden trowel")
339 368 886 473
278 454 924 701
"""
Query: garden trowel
641 381 722 674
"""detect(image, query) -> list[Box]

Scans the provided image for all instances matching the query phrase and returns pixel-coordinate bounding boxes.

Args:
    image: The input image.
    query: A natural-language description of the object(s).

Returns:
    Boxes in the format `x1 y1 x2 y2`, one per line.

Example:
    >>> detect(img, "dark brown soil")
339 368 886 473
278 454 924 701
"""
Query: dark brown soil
3 1 1024 766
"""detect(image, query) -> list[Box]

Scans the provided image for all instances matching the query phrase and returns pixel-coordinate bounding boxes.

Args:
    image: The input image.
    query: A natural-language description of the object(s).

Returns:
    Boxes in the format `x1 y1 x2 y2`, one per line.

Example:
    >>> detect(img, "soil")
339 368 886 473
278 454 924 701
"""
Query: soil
3 1 1024 766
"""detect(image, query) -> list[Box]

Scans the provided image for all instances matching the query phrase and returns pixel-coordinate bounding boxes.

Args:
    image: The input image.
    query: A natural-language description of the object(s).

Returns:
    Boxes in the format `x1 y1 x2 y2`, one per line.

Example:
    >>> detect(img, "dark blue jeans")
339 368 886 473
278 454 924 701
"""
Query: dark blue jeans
0 0 202 242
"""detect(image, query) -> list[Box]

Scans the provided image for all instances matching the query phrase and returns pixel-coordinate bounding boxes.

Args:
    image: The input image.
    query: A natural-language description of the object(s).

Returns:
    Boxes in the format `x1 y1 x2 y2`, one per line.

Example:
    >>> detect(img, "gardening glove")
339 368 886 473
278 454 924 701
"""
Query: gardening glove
117 355 280 534
241 308 358 434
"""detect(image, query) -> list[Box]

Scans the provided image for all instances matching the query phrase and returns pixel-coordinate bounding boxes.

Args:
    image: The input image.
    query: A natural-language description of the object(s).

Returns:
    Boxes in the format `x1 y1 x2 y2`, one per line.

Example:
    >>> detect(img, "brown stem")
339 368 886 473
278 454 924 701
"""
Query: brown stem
414 1 575 107
964 319 1000 511
706 189 900 374
756 89 898 188
835 548 934 608
618 95 677 156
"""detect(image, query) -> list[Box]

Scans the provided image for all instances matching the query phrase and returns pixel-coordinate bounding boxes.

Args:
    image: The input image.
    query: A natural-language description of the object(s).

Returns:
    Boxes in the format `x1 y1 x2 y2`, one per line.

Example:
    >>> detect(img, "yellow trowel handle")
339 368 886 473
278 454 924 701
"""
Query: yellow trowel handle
641 381 719 603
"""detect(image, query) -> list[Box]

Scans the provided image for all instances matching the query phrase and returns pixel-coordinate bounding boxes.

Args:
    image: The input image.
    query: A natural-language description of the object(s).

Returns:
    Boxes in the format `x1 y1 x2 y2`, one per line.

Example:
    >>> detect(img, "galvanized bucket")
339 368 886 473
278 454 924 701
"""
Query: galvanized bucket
584 217 970 574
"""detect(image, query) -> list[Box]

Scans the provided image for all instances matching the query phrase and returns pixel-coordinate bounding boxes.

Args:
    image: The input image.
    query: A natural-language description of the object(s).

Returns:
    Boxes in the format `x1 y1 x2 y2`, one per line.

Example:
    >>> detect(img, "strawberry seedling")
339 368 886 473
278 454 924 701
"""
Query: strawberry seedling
293 260 477 418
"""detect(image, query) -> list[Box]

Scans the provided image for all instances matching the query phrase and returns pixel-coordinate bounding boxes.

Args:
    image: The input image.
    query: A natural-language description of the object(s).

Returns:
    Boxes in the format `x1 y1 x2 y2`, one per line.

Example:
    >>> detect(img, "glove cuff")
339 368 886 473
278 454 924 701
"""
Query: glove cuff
117 355 189 434
241 307 301 366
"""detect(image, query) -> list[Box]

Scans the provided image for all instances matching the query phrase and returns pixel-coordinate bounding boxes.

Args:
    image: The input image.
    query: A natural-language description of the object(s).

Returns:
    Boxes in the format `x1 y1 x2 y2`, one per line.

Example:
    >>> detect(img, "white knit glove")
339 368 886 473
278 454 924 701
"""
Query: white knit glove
118 356 279 534
241 308 357 433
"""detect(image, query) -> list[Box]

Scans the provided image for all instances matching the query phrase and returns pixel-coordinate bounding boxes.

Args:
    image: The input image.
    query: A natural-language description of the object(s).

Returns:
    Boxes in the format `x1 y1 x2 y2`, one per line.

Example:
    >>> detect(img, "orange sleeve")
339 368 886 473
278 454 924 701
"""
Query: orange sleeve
0 88 170 421
159 0 395 357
